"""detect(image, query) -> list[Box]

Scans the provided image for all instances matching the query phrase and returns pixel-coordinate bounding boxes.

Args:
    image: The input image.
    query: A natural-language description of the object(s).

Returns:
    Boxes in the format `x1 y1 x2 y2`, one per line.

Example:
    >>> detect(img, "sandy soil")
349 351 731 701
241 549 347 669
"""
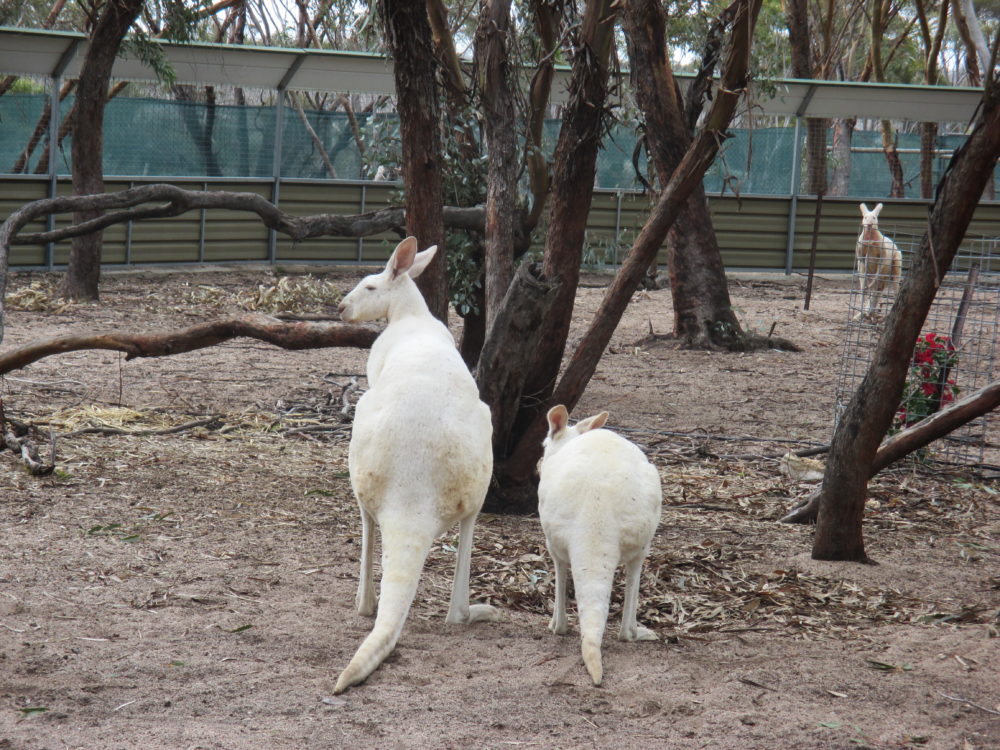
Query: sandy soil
1 267 998 750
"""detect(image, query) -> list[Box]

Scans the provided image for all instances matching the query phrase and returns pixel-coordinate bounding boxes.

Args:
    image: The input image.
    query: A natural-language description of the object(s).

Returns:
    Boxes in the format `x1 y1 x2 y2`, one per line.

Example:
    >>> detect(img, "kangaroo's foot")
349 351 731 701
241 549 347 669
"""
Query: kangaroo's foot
446 602 501 625
620 624 658 642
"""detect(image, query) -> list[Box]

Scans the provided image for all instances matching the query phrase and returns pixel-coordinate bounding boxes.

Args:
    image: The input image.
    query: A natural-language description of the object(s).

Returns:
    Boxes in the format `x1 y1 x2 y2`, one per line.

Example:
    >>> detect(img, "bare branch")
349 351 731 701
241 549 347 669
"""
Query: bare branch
0 314 378 376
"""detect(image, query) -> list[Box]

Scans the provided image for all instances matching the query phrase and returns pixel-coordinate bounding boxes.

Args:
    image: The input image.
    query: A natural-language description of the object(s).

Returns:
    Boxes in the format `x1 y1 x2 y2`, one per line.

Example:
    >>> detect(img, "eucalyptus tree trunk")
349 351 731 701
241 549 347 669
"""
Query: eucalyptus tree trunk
483 0 619 511
829 118 855 196
60 0 144 301
475 0 518 334
621 0 742 349
814 71 1000 562
785 0 828 196
380 0 447 321
915 0 949 198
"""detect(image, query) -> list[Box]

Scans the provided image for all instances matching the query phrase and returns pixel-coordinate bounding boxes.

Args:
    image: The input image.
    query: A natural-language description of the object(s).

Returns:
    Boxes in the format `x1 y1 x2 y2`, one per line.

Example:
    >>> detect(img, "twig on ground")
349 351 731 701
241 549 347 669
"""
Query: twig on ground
936 691 1000 716
61 416 223 438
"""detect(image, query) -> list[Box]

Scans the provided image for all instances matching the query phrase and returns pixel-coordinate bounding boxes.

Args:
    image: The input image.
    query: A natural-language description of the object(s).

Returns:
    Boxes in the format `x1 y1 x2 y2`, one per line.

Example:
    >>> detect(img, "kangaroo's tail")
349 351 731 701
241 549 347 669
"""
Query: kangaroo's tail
571 546 618 687
334 524 433 694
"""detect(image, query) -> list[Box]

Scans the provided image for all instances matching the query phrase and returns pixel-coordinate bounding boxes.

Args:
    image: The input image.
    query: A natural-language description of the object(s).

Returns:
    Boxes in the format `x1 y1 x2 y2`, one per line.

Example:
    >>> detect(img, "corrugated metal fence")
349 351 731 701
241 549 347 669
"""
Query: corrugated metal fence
4 176 1000 272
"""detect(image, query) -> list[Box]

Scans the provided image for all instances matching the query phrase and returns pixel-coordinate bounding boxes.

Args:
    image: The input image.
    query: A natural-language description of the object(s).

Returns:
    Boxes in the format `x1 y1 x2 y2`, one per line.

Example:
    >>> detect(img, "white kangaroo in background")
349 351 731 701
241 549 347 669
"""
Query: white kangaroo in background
333 237 499 694
537 405 662 686
855 202 902 319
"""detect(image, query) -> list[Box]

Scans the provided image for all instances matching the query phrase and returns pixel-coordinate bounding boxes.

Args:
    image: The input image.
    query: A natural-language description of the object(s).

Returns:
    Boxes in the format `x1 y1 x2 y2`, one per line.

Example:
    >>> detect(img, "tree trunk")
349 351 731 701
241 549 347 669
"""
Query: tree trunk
813 73 1000 562
524 0 561 231
475 0 519 333
829 117 855 196
920 121 938 199
785 0 828 196
380 0 447 321
484 0 618 503
915 0 949 199
879 121 906 198
804 118 829 195
172 84 224 177
60 0 144 301
621 0 742 349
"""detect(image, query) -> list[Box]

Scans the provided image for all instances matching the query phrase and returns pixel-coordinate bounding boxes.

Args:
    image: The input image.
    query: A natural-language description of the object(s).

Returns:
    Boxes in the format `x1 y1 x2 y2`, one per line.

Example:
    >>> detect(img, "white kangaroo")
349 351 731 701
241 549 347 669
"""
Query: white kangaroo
538 405 662 686
855 202 902 318
333 237 499 694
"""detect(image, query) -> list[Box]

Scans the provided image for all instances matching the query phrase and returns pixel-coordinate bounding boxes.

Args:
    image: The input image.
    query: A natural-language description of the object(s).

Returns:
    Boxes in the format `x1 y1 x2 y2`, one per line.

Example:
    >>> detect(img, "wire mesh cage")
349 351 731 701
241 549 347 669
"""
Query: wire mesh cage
835 230 1000 466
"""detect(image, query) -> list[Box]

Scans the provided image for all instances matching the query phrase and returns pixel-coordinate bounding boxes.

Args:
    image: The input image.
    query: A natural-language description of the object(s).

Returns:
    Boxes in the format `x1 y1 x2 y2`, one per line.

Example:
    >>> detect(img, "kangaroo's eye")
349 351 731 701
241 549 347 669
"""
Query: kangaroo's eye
365 285 376 291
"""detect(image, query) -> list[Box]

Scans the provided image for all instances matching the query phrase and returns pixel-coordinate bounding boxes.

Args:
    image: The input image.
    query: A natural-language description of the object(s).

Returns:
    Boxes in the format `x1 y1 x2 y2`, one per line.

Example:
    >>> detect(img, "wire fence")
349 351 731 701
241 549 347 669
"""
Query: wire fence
836 232 1000 466
0 87 992 197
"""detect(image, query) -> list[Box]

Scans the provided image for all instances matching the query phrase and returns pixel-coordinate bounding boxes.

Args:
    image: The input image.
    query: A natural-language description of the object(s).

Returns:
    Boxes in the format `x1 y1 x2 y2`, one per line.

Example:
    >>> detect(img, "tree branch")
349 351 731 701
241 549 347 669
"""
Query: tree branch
0 314 378 376
0 183 489 345
782 377 1000 524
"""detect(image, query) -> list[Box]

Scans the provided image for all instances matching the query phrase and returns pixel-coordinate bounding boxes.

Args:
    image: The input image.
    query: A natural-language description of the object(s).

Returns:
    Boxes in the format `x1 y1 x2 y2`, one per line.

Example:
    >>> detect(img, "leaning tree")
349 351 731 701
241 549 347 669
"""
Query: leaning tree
812 36 1000 562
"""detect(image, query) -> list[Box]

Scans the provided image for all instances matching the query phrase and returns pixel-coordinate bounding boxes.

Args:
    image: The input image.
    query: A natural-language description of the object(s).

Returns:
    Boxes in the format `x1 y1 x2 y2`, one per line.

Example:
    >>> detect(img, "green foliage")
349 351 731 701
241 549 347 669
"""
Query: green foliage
6 78 46 95
360 107 488 318
446 231 483 317
121 31 177 86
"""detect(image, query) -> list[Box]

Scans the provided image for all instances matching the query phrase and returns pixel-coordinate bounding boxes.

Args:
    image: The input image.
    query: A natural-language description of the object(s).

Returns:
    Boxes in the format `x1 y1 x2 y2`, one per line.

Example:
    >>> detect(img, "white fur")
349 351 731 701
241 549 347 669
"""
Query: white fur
537 405 662 686
333 237 499 694
855 202 902 318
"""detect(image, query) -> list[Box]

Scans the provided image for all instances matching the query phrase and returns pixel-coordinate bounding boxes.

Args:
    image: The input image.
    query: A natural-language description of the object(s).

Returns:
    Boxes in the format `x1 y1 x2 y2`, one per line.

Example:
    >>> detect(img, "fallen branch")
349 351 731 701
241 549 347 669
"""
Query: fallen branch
781 376 1000 523
0 400 55 476
61 416 224 438
0 314 378 375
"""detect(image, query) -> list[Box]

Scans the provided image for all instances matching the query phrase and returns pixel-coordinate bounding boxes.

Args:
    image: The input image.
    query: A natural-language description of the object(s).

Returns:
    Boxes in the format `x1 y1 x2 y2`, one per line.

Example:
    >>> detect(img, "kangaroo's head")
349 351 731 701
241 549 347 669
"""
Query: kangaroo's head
338 236 437 323
541 404 609 460
859 202 883 231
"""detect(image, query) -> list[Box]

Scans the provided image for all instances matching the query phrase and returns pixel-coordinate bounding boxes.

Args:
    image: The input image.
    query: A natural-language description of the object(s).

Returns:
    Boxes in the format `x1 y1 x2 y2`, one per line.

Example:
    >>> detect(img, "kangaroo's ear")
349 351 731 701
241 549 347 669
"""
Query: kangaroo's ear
407 245 438 279
576 411 609 433
387 237 419 279
859 203 869 216
546 405 569 438
873 203 883 216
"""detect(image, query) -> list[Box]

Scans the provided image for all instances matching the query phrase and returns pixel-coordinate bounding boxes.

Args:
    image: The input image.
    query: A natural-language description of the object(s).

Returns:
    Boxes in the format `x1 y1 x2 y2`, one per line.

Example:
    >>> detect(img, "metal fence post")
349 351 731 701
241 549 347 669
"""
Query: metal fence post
783 116 803 275
358 183 366 262
268 89 286 265
125 180 134 264
268 54 307 265
614 191 623 266
199 180 207 263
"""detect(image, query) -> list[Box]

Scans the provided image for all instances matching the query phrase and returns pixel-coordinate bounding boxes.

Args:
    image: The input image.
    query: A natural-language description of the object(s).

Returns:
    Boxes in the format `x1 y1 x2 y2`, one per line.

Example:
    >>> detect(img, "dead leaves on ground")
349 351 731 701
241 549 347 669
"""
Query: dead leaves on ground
182 275 342 314
5 403 998 643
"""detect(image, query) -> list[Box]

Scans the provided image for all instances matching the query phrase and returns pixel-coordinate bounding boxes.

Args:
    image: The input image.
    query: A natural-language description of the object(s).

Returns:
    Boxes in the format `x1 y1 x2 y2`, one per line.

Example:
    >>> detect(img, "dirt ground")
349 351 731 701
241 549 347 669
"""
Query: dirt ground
1 266 998 750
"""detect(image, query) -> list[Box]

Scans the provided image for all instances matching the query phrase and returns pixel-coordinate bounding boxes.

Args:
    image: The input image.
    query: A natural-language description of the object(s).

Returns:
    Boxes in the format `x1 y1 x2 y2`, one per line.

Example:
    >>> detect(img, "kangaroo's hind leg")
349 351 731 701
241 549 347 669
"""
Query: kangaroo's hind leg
548 549 570 635
446 513 500 625
619 550 657 642
356 506 377 616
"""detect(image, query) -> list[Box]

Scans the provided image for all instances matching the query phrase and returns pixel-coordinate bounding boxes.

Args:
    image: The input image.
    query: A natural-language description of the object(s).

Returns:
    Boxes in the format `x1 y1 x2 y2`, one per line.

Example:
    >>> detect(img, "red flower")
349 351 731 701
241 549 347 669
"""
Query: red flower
922 382 937 396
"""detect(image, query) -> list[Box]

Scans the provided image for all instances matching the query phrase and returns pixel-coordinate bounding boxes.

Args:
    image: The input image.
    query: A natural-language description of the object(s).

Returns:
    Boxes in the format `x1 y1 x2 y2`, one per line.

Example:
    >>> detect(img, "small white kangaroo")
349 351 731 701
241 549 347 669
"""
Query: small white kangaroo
333 237 499 694
537 405 662 686
855 202 902 318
